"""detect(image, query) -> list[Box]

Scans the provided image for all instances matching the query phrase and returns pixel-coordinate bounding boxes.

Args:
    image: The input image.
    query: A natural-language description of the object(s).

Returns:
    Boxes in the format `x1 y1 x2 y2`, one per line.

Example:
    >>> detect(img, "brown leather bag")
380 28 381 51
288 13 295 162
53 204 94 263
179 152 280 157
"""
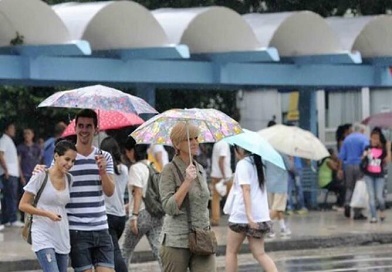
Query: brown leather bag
188 227 217 255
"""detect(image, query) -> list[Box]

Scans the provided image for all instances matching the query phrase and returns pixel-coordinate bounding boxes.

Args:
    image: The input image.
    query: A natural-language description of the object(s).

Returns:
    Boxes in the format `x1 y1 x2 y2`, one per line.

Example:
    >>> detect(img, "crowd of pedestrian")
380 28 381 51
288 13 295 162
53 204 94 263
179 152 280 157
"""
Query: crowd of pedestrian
0 110 391 272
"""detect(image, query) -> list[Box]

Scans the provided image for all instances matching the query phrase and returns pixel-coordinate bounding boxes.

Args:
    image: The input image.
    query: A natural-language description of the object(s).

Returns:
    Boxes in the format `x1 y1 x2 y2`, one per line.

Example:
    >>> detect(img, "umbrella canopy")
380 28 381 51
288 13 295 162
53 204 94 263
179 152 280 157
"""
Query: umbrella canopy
361 112 392 128
258 124 329 161
38 84 158 114
130 108 243 145
62 110 144 137
223 128 286 169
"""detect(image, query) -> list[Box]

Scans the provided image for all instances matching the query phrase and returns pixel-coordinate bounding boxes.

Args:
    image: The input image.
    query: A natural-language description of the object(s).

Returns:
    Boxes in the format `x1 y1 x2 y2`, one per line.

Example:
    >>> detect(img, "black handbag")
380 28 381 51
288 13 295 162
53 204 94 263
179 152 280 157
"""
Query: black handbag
360 157 368 172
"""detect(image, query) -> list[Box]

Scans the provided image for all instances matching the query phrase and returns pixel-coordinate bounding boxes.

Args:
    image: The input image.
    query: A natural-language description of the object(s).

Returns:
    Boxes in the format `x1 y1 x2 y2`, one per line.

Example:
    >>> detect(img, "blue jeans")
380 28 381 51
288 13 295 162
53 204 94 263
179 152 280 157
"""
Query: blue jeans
287 172 305 210
69 229 114 272
364 175 385 219
36 248 68 272
1 175 19 224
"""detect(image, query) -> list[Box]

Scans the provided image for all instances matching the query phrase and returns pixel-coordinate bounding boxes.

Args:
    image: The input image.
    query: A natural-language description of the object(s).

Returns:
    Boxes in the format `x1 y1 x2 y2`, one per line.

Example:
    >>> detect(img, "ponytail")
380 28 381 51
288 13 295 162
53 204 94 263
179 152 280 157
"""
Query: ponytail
253 154 265 191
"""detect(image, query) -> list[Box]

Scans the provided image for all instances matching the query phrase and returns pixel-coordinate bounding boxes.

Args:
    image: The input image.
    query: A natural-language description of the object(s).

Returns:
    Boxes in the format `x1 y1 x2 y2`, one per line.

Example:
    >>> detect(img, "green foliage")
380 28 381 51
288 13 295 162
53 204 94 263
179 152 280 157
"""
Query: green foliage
0 86 75 142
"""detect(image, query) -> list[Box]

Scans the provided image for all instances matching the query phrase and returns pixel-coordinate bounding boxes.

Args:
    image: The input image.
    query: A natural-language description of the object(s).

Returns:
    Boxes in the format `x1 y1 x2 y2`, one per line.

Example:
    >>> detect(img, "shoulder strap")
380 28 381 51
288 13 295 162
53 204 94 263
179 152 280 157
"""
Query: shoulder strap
33 170 49 207
66 173 72 187
172 161 193 230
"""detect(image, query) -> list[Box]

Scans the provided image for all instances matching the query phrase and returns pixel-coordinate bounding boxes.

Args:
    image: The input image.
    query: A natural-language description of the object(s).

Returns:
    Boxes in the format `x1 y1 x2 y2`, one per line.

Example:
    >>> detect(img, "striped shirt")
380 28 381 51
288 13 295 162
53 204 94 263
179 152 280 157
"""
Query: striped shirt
66 147 114 231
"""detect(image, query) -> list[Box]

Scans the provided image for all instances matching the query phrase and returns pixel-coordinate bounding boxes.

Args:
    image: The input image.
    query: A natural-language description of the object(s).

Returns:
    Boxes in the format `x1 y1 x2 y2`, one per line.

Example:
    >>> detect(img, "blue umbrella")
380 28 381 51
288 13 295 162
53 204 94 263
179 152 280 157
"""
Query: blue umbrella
223 128 286 169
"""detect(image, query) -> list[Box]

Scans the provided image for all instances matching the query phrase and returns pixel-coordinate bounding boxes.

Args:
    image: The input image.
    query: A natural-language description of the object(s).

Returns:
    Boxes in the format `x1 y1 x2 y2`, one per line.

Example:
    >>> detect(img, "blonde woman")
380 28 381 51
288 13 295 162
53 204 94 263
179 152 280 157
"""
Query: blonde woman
159 122 216 272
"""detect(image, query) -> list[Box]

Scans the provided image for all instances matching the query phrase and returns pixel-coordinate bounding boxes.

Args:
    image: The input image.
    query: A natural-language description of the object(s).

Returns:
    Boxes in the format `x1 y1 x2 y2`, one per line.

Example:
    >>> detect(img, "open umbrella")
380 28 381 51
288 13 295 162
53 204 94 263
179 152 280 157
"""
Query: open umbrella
62 110 144 137
130 108 243 161
38 84 158 114
258 124 329 161
223 128 285 169
361 112 392 128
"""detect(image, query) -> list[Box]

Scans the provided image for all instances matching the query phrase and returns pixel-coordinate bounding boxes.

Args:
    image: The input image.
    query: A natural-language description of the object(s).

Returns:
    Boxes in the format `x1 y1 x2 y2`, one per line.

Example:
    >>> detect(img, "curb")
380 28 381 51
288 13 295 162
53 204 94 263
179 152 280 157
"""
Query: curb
4 232 392 271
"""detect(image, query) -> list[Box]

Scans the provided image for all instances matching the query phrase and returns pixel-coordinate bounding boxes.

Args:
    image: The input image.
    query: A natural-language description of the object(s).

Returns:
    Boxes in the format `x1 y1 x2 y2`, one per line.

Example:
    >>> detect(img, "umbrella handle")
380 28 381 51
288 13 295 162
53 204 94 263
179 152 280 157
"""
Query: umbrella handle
186 121 192 164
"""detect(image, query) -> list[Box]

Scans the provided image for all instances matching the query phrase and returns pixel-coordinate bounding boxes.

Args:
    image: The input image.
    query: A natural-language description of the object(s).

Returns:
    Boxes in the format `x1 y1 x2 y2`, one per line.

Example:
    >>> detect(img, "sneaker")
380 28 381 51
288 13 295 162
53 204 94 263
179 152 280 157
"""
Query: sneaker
370 217 378 223
296 208 308 215
0 224 4 231
4 222 11 227
268 229 276 238
353 214 367 220
280 227 291 236
285 210 294 216
10 221 24 228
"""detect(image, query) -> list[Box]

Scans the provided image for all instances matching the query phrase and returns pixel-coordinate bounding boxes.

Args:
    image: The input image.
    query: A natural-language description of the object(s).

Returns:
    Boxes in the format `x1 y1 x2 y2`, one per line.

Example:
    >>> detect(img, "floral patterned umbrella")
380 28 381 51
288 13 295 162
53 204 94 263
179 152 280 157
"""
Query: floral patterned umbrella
130 108 243 146
62 110 144 137
38 84 158 114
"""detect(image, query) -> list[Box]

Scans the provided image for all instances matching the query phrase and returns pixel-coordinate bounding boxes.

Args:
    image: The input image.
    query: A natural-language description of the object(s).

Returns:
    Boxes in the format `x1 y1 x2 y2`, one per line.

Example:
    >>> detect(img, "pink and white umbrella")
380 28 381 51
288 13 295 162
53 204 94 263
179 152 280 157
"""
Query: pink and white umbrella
38 84 158 114
362 112 392 128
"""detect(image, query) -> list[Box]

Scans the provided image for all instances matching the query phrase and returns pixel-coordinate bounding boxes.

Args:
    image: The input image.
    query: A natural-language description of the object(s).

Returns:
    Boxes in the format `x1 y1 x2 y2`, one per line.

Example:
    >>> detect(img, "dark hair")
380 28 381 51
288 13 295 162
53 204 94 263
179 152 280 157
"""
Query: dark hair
75 109 98 128
371 127 387 146
1 118 15 133
54 140 77 156
100 137 122 175
124 137 149 162
234 145 265 191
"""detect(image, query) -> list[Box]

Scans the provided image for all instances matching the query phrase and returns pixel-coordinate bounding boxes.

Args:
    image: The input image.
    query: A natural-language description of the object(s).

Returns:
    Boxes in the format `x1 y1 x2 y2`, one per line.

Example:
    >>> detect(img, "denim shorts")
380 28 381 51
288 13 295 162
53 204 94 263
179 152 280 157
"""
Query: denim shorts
228 221 272 239
69 230 114 272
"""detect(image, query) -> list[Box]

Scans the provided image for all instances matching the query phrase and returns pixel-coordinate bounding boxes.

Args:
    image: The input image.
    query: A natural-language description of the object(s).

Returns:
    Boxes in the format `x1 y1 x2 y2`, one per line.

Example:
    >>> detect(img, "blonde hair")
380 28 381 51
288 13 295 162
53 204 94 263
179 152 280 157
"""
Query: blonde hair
170 122 200 148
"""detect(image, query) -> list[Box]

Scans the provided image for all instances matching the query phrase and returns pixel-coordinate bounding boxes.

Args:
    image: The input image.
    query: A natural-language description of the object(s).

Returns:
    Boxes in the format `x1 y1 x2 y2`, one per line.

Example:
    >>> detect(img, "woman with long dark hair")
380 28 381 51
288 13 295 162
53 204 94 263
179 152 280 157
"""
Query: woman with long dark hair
225 145 277 272
100 136 128 272
361 127 390 223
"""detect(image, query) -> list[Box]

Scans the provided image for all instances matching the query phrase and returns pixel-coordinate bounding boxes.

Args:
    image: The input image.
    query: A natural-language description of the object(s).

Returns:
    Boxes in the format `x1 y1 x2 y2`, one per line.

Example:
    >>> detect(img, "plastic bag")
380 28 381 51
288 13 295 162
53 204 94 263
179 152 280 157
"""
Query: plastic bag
350 179 369 208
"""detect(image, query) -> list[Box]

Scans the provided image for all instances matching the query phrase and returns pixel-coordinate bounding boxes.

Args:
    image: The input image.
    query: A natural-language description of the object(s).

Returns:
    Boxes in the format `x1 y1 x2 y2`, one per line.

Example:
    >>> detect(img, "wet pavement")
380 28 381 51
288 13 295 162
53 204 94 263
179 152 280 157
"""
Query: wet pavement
3 207 392 271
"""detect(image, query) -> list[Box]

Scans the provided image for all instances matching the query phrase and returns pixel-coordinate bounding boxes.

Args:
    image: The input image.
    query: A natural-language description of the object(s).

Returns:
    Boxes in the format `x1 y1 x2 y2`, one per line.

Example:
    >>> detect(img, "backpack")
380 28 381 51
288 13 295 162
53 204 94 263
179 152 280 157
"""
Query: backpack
142 162 165 218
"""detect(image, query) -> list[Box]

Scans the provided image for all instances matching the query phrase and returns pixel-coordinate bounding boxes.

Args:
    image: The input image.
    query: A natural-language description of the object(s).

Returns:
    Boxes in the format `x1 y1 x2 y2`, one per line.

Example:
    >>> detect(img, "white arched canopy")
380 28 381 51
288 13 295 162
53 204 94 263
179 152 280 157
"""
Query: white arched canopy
328 16 392 57
53 1 169 50
153 7 261 53
0 0 70 47
244 11 342 56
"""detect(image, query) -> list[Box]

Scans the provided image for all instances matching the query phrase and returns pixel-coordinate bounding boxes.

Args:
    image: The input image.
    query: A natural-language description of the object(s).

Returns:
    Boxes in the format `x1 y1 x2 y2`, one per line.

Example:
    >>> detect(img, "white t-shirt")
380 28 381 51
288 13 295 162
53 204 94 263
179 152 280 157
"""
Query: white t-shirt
0 134 19 177
210 140 232 179
24 171 71 254
105 164 128 217
228 157 270 224
150 145 169 168
128 160 149 213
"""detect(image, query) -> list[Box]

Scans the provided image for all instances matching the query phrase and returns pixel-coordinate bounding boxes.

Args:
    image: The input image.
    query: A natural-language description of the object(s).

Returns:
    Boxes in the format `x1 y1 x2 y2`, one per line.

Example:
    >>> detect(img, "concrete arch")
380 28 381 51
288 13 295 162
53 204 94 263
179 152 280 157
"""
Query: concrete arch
53 1 169 50
0 0 70 47
153 7 261 53
244 11 341 56
328 16 392 57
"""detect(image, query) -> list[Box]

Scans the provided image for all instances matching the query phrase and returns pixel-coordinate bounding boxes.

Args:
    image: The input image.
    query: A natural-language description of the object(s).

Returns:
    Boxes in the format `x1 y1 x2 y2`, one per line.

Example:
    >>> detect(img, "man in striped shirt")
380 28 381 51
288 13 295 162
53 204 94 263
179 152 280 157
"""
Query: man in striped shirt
68 109 115 272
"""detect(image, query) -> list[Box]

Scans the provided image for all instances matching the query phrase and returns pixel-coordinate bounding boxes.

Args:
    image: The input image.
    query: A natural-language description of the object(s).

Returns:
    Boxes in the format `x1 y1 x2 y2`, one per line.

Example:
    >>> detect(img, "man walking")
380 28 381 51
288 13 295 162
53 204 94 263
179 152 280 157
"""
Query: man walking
36 109 116 271
210 139 232 226
338 123 369 220
0 119 23 227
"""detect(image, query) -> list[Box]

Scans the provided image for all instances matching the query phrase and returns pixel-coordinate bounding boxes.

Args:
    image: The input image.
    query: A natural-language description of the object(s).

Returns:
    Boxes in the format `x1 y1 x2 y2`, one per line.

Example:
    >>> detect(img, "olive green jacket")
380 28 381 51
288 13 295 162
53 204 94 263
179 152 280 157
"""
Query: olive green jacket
159 155 211 248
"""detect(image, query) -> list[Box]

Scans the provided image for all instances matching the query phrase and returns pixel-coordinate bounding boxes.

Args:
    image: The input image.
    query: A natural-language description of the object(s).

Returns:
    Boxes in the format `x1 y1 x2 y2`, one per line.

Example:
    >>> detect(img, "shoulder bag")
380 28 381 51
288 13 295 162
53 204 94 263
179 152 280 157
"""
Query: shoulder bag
172 161 217 255
22 171 49 244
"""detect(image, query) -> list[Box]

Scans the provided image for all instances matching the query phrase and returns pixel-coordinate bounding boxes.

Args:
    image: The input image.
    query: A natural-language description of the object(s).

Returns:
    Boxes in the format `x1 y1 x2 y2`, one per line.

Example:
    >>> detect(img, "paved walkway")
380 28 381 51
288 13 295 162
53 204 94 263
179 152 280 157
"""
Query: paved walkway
2 208 392 271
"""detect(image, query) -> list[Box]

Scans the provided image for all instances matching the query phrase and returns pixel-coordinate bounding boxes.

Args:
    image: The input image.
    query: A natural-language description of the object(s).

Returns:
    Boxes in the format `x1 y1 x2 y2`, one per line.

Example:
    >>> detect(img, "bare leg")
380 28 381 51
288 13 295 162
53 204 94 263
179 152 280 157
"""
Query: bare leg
248 236 277 272
95 267 114 272
225 227 246 272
